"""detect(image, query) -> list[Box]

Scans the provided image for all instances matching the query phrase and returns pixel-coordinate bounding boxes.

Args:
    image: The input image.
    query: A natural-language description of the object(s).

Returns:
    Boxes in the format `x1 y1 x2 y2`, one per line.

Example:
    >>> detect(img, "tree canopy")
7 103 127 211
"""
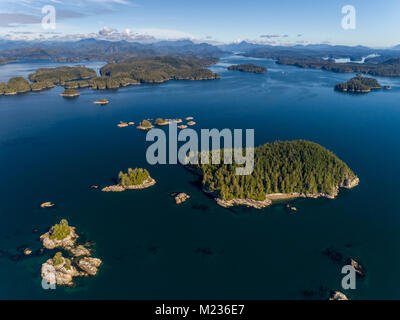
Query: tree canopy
49 219 71 240
118 168 151 186
189 140 357 201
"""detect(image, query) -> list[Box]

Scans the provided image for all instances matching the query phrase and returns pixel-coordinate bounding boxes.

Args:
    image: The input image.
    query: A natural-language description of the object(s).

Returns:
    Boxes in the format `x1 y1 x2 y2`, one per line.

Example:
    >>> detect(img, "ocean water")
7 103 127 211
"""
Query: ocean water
0 55 399 299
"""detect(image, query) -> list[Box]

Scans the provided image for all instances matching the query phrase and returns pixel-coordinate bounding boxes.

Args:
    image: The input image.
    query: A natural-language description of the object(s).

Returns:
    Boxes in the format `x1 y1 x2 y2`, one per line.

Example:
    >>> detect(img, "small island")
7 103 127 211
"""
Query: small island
60 88 80 97
102 168 156 192
334 74 382 93
40 219 102 287
137 119 154 130
94 98 109 105
187 140 359 209
228 63 267 74
155 118 170 126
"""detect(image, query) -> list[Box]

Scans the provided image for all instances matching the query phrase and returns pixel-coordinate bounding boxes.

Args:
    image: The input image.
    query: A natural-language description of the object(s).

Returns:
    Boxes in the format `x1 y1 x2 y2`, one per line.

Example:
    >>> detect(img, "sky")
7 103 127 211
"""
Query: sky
0 0 399 47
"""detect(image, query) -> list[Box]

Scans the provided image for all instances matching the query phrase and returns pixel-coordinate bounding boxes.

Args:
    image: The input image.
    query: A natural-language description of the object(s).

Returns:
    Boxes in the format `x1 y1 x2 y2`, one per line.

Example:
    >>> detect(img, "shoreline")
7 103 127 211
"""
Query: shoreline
101 178 156 192
208 177 360 209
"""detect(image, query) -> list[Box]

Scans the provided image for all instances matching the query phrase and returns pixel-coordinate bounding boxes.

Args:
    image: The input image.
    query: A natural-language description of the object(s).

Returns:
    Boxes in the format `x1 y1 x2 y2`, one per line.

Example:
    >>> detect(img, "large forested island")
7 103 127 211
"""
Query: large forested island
0 57 220 96
188 140 359 209
275 58 400 77
334 75 382 93
228 63 267 73
100 56 220 83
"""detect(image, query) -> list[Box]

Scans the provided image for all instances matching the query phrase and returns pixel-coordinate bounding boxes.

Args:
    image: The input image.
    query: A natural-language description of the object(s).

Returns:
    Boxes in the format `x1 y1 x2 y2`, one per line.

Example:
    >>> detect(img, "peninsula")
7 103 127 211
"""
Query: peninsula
228 63 267 73
187 140 359 209
102 168 156 192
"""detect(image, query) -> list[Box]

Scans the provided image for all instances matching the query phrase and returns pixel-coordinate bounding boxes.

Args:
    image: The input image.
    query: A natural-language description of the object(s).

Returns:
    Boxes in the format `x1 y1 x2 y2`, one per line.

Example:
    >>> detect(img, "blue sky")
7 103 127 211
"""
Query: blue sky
0 0 399 47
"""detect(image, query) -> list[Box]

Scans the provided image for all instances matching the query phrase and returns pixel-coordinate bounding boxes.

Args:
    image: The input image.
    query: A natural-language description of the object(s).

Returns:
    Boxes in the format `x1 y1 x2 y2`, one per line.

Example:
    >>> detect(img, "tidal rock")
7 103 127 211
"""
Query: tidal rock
70 245 91 257
77 257 102 276
117 121 129 128
23 248 32 255
40 202 54 208
347 258 366 277
329 291 349 300
41 257 81 287
174 192 191 204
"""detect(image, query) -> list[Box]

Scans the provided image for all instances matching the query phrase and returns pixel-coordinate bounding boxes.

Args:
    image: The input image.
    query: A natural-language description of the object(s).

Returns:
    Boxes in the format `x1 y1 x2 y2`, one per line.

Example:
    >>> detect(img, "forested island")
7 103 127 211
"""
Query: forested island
228 63 267 73
334 75 382 93
100 56 220 83
102 168 156 192
60 88 80 97
0 57 220 96
276 58 400 77
188 140 359 209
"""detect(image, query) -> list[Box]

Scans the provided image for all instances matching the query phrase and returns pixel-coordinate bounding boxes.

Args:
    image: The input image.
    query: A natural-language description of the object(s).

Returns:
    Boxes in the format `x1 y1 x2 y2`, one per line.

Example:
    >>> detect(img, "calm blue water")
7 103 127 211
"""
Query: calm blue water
0 56 399 299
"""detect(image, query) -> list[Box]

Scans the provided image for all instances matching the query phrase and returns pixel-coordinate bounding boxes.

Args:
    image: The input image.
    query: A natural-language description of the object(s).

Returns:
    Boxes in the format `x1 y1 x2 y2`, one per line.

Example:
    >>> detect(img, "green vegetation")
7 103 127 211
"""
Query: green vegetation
228 63 267 73
61 88 80 96
155 118 167 125
118 168 151 186
0 77 31 94
276 58 400 77
53 252 64 266
49 219 71 240
100 56 220 83
189 140 357 201
28 66 96 85
1 57 219 96
334 75 382 93
30 81 55 91
139 119 153 128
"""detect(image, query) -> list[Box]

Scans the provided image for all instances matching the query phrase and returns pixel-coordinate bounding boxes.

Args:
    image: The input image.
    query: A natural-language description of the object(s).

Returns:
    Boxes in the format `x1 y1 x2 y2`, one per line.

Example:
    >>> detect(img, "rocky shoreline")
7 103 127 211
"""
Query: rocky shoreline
40 220 102 287
211 176 359 209
101 178 156 192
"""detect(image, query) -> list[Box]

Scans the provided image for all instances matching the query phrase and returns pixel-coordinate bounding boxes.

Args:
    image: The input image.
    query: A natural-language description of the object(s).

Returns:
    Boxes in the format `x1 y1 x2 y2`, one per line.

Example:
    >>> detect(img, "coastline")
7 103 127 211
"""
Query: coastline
101 178 156 192
209 177 360 209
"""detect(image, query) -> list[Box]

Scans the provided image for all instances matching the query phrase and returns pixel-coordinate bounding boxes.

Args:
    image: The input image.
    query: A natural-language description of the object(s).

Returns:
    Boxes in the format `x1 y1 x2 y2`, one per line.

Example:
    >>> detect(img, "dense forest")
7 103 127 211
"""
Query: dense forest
228 63 267 73
28 66 96 84
189 140 357 201
276 58 400 77
118 168 151 186
334 75 382 93
1 57 219 96
0 77 31 95
0 39 225 64
100 56 220 83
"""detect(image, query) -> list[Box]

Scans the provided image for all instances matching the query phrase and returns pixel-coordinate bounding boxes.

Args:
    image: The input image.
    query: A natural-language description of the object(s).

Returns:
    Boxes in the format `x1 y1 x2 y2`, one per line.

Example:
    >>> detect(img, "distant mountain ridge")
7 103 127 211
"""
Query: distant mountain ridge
0 39 227 63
